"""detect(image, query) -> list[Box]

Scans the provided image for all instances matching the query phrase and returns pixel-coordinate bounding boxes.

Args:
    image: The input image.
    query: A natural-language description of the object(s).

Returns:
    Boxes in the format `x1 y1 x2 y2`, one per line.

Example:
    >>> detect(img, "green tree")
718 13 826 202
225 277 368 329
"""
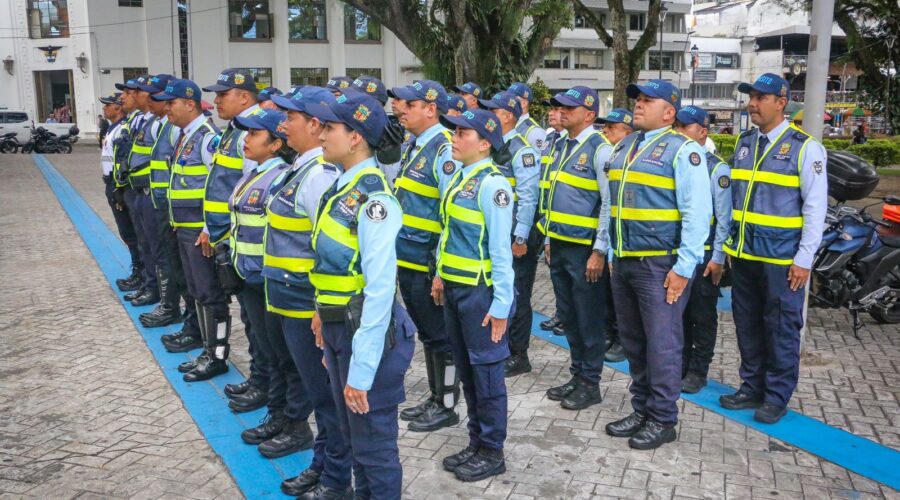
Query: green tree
571 0 664 107
338 0 572 91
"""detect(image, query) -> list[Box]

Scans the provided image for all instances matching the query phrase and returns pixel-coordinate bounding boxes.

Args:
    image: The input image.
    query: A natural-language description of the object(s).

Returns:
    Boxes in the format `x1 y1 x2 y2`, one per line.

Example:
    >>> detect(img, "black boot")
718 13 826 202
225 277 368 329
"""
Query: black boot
225 380 252 397
454 447 506 482
681 371 707 394
297 483 353 500
604 341 626 363
539 315 560 331
504 352 532 377
442 445 478 472
401 347 436 422
409 351 459 432
183 305 228 382
130 288 160 307
281 469 321 496
546 376 578 401
140 266 182 327
177 353 206 373
116 267 143 291
605 411 646 438
628 419 676 450
241 412 285 444
258 419 314 458
124 285 146 302
228 385 268 413
163 332 203 353
561 377 603 410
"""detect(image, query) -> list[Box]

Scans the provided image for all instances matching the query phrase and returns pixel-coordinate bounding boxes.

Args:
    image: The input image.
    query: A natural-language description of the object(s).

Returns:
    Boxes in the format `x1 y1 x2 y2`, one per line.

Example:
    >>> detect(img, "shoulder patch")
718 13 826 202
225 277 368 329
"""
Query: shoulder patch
364 200 388 222
442 160 456 175
718 175 731 188
208 134 222 152
522 153 536 167
364 175 380 185
534 139 545 150
813 160 823 174
689 152 701 166
493 189 511 208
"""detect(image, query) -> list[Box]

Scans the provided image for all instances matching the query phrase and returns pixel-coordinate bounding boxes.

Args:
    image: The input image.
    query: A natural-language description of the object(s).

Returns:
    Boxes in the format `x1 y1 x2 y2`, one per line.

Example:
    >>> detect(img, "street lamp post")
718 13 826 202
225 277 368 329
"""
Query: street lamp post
690 44 699 105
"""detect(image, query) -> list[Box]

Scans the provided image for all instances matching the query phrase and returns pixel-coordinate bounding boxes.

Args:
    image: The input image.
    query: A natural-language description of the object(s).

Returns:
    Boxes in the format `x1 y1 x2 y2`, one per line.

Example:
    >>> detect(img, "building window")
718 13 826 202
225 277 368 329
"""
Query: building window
28 1 69 38
574 49 603 69
291 67 328 87
118 0 142 6
541 48 570 69
239 67 273 90
574 11 605 29
123 67 148 82
662 13 684 33
648 51 682 71
178 0 189 78
684 83 736 100
347 68 382 80
344 5 381 41
229 1 272 40
628 13 645 31
288 0 327 40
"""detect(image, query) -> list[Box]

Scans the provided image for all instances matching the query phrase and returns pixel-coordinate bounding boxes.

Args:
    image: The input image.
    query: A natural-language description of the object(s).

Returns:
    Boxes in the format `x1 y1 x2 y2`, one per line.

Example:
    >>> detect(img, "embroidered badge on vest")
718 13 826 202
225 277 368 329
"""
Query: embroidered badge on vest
737 146 749 160
522 154 536 167
459 178 478 199
774 142 792 160
365 200 387 222
415 157 427 170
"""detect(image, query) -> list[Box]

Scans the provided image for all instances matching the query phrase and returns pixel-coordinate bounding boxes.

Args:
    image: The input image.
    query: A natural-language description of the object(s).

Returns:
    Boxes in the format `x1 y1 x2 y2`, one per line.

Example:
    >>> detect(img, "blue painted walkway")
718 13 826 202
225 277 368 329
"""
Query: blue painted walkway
34 154 900 495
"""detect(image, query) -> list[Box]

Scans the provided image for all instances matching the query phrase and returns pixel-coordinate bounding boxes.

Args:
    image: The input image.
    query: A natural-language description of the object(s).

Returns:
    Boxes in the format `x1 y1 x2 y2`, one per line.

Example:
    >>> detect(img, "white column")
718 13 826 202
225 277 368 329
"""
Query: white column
381 29 397 88
271 0 291 88
326 0 345 76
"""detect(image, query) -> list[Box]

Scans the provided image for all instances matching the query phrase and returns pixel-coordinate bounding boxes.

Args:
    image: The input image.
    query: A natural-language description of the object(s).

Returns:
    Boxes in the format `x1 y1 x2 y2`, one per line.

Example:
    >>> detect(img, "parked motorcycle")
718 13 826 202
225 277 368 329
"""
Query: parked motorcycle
19 125 78 154
810 151 900 337
0 132 18 153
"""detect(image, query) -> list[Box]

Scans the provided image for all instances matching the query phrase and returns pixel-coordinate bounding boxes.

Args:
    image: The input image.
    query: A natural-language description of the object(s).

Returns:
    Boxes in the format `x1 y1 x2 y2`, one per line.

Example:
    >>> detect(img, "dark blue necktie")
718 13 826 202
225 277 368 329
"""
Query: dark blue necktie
628 132 646 162
562 138 578 161
756 134 769 162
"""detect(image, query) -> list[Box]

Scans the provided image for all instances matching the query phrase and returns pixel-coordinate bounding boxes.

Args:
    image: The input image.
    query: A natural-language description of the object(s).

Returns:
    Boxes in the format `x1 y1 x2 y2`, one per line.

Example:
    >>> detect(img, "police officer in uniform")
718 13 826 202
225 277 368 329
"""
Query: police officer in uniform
199 69 269 405
720 73 827 424
268 87 351 498
540 86 611 411
432 108 514 482
306 91 415 500
593 108 635 364
453 82 483 110
477 91 541 377
537 102 565 336
673 105 732 393
352 75 403 188
151 79 231 382
507 82 548 152
604 80 712 449
445 93 467 116
386 80 462 432
100 92 143 290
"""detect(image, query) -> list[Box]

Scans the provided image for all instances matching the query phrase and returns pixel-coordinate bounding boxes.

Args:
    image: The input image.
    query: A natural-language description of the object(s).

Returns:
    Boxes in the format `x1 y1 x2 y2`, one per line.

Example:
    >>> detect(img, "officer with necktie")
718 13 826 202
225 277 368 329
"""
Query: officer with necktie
507 82 548 152
719 73 827 424
604 80 712 449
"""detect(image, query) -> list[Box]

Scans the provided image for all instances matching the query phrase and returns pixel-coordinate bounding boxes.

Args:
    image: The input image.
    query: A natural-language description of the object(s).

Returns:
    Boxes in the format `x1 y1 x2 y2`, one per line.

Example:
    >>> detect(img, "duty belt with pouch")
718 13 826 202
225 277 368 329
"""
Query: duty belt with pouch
214 244 243 296
317 294 397 350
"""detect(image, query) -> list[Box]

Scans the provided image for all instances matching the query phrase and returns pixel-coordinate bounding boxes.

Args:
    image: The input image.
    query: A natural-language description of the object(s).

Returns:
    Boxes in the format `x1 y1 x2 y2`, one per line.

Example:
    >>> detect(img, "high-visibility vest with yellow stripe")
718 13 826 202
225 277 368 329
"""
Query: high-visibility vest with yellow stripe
609 128 690 258
704 152 728 251
263 155 336 318
168 119 219 228
205 120 252 245
149 118 177 209
724 125 810 265
112 110 141 188
437 161 501 286
494 132 529 202
310 167 393 306
515 116 541 146
127 114 158 189
541 131 611 245
393 127 453 272
229 158 291 285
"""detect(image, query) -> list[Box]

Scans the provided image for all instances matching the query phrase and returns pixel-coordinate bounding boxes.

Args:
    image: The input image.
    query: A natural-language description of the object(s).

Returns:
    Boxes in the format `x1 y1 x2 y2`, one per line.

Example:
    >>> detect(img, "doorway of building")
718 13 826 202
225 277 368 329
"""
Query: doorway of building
33 70 75 124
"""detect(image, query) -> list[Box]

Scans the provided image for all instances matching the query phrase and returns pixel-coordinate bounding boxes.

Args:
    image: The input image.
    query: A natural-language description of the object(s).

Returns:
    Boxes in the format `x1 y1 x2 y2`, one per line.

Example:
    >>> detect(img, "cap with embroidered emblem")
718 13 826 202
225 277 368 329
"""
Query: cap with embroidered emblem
272 86 336 115
151 79 203 103
439 108 504 151
351 76 388 105
737 73 790 98
675 105 710 128
478 91 523 119
325 76 353 92
507 82 533 102
138 74 175 94
304 91 387 148
550 86 600 114
626 79 681 110
202 68 257 93
257 87 283 102
453 82 483 98
234 108 288 141
99 92 123 105
388 80 448 113
445 93 466 113
596 107 634 126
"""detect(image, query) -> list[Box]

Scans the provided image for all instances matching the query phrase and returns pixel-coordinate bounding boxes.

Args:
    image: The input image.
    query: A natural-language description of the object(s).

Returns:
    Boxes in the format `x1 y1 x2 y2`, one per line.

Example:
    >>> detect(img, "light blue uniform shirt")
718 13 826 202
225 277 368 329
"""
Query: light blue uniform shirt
338 157 403 392
517 113 548 151
405 122 459 196
502 128 540 239
707 154 733 265
290 147 340 225
759 119 828 269
452 157 515 319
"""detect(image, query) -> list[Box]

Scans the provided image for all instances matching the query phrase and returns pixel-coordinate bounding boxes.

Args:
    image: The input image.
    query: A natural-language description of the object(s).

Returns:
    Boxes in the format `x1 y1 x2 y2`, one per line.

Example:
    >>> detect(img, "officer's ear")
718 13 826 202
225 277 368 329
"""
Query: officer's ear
775 95 788 113
662 103 676 123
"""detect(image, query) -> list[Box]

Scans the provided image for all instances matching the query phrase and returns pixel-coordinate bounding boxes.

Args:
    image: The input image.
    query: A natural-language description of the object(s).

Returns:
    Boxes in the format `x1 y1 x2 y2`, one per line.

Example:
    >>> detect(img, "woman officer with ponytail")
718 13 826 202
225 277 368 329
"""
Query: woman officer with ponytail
305 90 415 500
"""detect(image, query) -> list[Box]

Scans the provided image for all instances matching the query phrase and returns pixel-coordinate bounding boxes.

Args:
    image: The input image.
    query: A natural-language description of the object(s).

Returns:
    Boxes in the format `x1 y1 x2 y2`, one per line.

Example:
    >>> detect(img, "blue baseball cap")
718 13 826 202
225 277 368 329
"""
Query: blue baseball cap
326 76 353 92
117 74 150 91
257 87 283 102
507 82 533 102
626 79 681 110
675 105 711 128
738 72 790 98
478 91 523 119
351 76 388 105
99 92 123 105
202 68 257 93
234 108 288 141
453 82 483 98
305 92 387 148
151 79 203 103
272 86 336 115
596 108 634 127
138 74 174 94
550 86 600 114
439 109 504 151
388 80 448 113
446 93 466 113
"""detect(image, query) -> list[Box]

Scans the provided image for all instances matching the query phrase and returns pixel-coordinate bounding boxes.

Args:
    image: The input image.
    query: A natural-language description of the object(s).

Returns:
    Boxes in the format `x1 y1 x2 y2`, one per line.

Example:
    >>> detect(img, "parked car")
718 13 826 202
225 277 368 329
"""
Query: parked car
0 110 77 144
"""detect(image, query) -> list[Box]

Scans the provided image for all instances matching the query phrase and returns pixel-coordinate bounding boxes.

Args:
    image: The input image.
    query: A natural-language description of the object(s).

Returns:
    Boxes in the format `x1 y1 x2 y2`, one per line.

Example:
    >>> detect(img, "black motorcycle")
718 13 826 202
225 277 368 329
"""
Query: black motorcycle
0 132 18 153
20 125 78 154
809 151 900 337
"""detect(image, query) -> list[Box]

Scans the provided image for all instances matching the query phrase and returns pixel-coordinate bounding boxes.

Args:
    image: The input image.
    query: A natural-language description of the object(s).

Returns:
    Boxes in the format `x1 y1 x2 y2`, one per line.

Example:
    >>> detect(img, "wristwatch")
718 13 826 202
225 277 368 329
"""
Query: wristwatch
515 236 526 245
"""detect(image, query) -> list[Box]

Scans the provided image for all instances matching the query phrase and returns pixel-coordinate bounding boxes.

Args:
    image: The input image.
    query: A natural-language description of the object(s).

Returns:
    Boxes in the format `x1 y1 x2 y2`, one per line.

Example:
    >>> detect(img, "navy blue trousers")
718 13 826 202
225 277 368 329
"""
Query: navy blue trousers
682 258 720 378
125 188 158 291
548 240 608 384
508 227 543 354
279 314 351 488
398 267 449 354
154 204 198 332
612 256 690 425
174 227 228 318
104 177 141 270
321 302 414 499
444 284 510 451
731 258 805 408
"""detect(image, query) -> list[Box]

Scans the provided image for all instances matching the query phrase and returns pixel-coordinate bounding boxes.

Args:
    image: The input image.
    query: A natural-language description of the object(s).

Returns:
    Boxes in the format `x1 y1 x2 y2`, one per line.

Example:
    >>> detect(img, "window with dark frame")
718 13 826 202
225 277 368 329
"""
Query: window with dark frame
648 51 682 71
229 0 272 40
239 67 273 91
541 48 570 69
288 0 327 40
344 5 381 41
347 68 382 80
574 49 603 70
123 67 149 82
291 67 328 87
628 13 645 31
118 0 143 7
27 0 69 38
178 0 189 78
